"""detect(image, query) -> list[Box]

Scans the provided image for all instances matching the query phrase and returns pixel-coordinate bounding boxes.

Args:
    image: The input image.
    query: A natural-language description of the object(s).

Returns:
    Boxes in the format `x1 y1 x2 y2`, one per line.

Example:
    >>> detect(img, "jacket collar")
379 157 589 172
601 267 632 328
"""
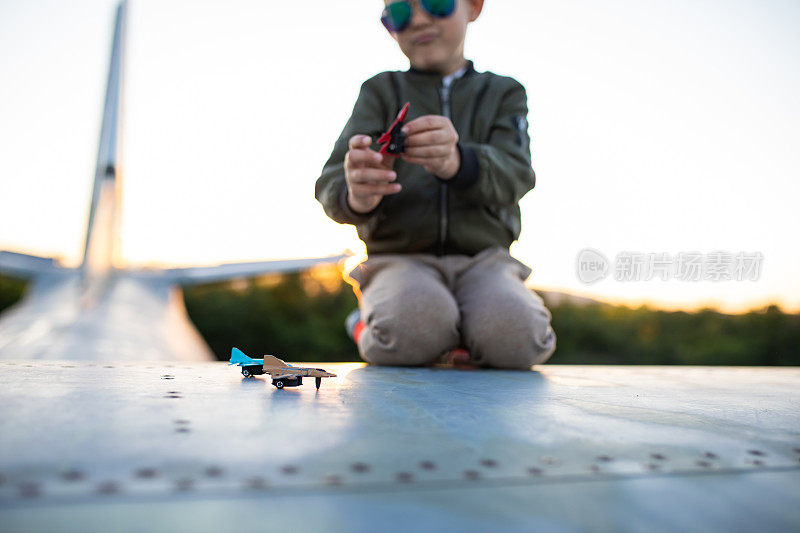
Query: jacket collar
407 59 476 80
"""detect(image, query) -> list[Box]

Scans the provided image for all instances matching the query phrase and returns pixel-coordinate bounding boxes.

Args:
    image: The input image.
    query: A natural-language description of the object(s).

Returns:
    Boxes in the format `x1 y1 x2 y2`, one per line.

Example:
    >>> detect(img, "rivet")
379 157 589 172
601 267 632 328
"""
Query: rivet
176 427 190 433
174 478 194 491
479 459 498 468
325 474 342 486
96 481 120 495
747 459 764 467
244 477 268 489
135 468 158 479
645 463 660 471
650 453 667 461
18 483 41 498
164 395 182 399
747 449 766 456
463 470 481 480
526 467 543 476
596 455 613 462
419 461 436 471
395 472 414 483
792 448 800 454
162 375 175 380
350 463 370 474
174 420 190 425
696 460 712 468
702 452 717 459
61 469 84 482
104 366 114 369
281 465 299 475
204 466 223 478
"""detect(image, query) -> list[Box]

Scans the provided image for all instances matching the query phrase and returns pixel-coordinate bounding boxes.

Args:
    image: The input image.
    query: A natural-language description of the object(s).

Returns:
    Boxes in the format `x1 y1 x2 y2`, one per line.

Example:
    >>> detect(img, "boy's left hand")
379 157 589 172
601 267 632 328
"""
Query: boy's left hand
401 116 460 180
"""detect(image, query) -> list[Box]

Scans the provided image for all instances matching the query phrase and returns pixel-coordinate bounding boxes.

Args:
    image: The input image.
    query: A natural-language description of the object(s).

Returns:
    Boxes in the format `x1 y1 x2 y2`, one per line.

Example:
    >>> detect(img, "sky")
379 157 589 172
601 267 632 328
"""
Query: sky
1 0 798 313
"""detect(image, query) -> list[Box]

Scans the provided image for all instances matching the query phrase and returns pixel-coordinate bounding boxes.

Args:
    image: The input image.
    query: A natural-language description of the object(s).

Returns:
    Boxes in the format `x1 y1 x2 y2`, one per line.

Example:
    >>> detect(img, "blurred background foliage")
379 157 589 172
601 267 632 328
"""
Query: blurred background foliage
0 275 27 314
1 268 797 365
182 266 359 363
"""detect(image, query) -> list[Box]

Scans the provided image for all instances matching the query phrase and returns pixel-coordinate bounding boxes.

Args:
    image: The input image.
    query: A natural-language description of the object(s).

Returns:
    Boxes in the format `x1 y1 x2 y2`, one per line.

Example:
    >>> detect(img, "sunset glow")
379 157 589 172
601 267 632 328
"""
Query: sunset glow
1 0 798 313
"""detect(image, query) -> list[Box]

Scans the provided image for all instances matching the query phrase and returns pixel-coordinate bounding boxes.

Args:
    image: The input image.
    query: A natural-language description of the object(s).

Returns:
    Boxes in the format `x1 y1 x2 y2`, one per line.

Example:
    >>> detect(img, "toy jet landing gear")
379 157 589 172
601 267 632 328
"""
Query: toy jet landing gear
271 377 323 390
240 365 264 378
272 377 301 389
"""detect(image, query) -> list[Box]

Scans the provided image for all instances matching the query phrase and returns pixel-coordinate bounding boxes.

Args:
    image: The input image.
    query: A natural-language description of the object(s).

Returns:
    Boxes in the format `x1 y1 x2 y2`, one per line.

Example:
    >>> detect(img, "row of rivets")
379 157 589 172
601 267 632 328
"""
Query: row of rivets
4 448 797 499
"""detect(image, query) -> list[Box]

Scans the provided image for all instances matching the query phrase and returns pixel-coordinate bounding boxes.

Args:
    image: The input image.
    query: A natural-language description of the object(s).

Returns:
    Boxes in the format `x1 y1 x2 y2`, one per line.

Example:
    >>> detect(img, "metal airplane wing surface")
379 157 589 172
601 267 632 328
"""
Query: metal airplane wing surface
0 252 65 278
1 362 798 531
162 255 347 286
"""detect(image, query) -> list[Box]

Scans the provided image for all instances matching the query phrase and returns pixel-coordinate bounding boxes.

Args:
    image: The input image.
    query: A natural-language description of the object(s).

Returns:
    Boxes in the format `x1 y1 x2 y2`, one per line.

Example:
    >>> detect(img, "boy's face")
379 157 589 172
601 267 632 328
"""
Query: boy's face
383 0 484 75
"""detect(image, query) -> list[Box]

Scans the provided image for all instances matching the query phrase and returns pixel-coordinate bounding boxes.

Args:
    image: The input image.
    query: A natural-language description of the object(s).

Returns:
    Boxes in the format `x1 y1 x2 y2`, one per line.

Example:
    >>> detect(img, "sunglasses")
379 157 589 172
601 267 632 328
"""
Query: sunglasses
381 0 457 33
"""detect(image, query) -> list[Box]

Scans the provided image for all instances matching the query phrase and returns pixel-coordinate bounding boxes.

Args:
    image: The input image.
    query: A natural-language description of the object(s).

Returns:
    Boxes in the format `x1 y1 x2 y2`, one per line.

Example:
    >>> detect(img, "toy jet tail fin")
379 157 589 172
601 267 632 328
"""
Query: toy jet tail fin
229 347 257 366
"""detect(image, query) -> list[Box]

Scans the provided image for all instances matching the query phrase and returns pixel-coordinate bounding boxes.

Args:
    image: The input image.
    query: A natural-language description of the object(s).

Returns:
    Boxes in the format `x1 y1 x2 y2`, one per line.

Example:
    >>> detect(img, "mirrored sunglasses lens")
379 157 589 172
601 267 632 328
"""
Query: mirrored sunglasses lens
421 0 456 17
381 2 412 32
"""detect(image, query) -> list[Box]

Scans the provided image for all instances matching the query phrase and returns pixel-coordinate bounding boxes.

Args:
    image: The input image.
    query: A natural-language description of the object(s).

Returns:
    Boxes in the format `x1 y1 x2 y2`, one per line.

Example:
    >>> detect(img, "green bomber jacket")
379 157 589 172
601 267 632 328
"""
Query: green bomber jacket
314 60 536 256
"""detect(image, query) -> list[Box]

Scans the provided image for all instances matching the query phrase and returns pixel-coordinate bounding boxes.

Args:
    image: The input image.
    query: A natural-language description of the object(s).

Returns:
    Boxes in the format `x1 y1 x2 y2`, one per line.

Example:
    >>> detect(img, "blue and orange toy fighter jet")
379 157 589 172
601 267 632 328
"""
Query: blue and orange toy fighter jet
228 348 336 389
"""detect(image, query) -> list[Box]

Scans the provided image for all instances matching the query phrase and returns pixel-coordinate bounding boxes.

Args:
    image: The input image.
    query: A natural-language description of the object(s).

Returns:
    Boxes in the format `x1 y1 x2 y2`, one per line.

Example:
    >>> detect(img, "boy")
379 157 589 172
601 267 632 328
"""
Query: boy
315 0 556 369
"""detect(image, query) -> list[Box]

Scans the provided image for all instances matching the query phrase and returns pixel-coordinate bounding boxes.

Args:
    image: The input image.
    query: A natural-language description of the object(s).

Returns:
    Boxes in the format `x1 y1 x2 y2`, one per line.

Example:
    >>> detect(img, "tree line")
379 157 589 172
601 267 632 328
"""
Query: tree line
182 267 800 366
1 271 797 365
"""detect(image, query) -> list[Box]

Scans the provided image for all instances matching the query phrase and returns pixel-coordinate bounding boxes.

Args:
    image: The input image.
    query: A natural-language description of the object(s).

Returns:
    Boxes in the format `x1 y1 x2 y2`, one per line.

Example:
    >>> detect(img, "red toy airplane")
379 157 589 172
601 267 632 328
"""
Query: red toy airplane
378 102 410 155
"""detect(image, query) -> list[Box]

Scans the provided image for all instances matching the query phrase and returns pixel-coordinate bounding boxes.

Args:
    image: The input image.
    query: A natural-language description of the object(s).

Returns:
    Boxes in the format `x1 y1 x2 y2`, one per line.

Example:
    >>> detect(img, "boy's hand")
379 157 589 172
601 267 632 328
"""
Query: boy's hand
344 134 401 214
401 116 460 180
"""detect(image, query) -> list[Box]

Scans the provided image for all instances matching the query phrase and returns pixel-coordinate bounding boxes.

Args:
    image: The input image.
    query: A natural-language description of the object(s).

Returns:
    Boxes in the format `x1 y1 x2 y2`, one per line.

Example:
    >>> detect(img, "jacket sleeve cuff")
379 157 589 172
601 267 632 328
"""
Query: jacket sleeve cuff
339 184 379 222
441 142 480 189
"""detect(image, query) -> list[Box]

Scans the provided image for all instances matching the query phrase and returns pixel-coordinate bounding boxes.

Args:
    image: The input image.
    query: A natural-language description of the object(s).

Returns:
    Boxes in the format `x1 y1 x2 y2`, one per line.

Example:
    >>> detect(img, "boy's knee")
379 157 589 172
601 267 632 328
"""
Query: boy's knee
360 286 459 366
471 322 556 370
465 299 557 369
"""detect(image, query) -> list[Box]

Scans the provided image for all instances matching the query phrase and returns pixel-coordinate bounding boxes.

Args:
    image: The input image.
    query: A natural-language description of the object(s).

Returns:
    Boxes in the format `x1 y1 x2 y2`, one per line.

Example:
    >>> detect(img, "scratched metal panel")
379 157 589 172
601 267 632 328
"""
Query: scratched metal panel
0 362 798 531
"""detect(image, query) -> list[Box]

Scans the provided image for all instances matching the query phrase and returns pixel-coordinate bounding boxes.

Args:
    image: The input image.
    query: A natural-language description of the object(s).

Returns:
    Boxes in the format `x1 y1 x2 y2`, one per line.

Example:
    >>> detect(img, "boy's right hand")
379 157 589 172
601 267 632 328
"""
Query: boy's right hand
345 135 401 214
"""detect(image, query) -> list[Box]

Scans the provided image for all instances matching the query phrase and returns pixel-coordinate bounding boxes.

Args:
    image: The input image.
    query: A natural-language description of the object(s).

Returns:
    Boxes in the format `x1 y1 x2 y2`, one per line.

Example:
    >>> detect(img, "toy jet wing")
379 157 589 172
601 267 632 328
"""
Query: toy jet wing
264 370 298 380
378 102 410 155
310 369 337 378
268 373 296 380
262 354 297 379
265 368 337 380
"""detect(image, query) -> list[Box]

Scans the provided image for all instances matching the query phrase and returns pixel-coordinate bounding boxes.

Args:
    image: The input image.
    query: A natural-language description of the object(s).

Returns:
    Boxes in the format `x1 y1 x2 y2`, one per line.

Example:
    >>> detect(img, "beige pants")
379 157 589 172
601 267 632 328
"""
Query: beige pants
348 247 556 369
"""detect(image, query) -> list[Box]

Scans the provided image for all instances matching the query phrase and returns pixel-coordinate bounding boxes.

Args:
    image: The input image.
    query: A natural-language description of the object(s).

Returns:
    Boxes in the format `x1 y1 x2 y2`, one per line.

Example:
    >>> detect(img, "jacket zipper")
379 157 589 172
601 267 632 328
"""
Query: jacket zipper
437 82 451 256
